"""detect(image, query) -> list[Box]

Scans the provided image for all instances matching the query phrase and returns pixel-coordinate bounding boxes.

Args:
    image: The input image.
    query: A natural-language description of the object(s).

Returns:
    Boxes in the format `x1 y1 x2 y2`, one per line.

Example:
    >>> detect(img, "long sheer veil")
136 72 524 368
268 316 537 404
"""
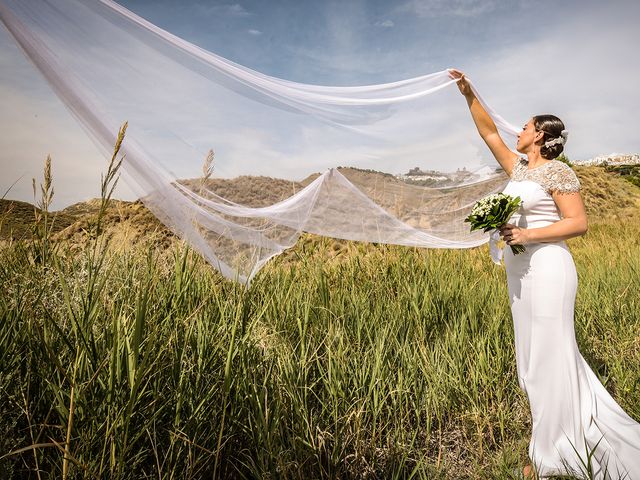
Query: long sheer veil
0 0 521 283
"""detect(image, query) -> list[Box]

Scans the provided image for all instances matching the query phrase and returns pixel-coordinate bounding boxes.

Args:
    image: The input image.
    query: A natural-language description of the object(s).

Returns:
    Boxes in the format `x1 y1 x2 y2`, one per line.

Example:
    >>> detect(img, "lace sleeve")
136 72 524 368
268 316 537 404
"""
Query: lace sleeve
510 156 526 179
547 161 581 195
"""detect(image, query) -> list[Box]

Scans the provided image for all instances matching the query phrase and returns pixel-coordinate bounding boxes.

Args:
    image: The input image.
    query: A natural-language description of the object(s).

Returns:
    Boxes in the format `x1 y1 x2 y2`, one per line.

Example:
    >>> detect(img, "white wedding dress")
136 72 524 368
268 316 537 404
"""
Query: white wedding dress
500 157 640 479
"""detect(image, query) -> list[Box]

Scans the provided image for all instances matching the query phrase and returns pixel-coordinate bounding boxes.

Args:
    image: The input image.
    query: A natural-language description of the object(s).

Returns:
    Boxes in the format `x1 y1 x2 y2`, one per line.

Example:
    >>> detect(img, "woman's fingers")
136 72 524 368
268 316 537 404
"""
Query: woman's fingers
449 69 472 96
448 68 465 79
500 224 525 245
499 224 517 238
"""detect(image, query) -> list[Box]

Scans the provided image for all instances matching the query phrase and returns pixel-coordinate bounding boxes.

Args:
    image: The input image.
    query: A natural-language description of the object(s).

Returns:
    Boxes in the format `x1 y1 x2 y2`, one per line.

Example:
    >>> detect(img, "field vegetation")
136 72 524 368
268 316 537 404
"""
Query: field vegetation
1 138 639 479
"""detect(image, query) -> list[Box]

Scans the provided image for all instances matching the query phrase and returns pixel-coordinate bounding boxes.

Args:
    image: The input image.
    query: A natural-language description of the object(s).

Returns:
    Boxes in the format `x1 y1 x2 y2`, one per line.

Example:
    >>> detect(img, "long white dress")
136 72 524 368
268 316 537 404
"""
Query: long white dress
500 157 640 479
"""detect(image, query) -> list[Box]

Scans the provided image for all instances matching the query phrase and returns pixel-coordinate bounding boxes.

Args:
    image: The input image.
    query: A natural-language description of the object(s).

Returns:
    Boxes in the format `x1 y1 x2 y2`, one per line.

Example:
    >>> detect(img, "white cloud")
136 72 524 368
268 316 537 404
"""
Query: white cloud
374 19 395 28
248 29 262 36
397 0 499 18
193 3 250 17
227 4 250 16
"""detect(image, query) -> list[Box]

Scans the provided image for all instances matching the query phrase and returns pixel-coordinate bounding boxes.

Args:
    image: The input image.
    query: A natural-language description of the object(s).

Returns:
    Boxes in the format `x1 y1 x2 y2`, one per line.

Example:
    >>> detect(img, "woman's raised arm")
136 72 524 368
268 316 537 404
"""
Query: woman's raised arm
448 69 519 176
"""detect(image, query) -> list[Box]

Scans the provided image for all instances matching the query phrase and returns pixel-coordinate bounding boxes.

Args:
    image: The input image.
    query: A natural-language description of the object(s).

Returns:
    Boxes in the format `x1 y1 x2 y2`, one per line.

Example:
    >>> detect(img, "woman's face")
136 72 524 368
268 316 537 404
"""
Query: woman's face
516 118 542 153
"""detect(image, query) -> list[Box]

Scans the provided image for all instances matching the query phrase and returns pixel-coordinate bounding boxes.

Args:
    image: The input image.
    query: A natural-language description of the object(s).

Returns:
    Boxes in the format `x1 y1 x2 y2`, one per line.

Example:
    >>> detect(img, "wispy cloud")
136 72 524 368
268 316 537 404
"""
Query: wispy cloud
397 0 499 18
374 19 395 28
192 3 250 18
247 29 262 36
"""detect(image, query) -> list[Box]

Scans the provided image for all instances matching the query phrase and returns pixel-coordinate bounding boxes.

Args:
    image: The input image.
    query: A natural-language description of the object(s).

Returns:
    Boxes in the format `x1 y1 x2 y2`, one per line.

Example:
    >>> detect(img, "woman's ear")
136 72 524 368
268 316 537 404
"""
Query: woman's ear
534 130 544 143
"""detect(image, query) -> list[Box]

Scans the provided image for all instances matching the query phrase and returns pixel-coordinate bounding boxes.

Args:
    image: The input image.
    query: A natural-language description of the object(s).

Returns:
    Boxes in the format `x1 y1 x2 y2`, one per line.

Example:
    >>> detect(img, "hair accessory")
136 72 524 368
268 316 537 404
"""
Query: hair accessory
544 129 569 148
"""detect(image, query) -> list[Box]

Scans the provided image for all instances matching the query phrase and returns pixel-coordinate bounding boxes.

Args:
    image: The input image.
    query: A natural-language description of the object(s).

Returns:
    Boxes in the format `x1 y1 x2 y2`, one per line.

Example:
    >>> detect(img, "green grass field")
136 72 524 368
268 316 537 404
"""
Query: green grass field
1 157 639 479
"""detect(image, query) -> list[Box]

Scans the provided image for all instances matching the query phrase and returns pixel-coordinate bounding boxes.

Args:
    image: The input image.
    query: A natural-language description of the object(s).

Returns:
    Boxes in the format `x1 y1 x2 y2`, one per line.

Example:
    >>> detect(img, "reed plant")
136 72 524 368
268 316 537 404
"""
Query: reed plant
1 128 638 479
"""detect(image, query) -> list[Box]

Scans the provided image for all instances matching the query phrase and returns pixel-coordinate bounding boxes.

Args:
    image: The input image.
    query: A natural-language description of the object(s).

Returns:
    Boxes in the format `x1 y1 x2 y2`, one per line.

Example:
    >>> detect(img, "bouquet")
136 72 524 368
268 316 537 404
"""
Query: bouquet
464 193 525 255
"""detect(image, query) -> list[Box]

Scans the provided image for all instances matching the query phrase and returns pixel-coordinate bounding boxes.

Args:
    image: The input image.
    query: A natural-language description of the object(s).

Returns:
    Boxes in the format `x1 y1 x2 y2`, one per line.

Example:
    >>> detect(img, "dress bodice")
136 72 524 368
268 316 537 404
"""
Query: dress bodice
501 157 581 230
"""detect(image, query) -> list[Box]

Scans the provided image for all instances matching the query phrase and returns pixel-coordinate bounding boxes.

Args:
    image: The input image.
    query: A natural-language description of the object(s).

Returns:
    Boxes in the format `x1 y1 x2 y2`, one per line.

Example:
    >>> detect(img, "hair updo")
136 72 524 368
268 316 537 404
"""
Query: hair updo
533 114 566 160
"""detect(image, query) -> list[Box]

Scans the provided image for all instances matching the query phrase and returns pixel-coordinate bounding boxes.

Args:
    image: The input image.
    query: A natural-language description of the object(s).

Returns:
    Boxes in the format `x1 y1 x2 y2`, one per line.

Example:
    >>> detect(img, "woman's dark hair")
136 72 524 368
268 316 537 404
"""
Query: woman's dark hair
533 114 566 160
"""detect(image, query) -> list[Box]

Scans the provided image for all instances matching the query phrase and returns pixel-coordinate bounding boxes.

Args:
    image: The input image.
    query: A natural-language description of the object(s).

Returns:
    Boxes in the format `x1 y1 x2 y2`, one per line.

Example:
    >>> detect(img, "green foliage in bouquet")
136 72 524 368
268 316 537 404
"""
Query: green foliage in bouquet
464 193 525 255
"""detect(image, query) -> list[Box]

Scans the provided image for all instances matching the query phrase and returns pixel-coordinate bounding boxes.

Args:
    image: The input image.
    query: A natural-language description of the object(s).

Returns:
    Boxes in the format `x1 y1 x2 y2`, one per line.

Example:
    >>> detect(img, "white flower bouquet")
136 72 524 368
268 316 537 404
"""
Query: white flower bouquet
464 193 525 255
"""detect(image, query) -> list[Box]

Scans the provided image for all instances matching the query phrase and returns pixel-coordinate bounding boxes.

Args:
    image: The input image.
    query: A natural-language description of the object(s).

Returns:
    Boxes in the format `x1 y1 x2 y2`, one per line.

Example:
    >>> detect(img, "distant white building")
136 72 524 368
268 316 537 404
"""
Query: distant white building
399 173 448 182
395 164 500 185
573 153 640 166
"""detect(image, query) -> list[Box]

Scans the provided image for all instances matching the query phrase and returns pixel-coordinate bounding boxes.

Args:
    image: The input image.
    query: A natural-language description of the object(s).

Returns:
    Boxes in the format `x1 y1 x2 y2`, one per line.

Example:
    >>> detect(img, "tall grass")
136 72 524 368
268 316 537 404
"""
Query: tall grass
1 136 638 478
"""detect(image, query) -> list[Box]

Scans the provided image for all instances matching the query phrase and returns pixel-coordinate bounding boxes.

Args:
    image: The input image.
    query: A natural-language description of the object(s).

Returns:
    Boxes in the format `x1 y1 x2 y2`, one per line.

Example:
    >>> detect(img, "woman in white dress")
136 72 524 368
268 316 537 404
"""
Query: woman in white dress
449 69 640 479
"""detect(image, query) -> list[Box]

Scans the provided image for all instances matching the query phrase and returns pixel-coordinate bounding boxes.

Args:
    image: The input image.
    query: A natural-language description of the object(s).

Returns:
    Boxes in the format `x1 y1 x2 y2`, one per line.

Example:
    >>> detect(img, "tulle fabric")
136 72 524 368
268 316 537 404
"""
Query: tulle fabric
0 0 520 282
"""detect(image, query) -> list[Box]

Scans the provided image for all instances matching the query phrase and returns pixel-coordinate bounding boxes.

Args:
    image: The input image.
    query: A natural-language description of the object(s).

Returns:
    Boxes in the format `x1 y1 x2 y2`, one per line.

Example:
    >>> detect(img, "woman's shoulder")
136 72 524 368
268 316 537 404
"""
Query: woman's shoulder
511 157 581 195
544 160 581 195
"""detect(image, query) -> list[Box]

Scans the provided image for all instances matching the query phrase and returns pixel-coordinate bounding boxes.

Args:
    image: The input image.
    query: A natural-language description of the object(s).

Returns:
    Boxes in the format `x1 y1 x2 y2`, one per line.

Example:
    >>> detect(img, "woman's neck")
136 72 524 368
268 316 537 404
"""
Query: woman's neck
525 151 548 169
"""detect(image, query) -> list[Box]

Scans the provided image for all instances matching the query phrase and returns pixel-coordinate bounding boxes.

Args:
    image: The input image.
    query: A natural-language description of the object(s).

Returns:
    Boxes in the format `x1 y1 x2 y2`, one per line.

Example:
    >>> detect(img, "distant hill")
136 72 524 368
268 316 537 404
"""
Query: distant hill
0 198 79 240
2 165 639 247
299 166 396 187
0 197 170 248
178 175 306 208
573 165 640 219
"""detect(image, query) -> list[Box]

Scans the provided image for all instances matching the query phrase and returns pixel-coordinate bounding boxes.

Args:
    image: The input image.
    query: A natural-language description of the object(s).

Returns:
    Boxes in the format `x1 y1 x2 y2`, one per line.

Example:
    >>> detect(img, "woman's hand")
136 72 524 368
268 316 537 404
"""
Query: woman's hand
499 223 531 246
448 68 473 97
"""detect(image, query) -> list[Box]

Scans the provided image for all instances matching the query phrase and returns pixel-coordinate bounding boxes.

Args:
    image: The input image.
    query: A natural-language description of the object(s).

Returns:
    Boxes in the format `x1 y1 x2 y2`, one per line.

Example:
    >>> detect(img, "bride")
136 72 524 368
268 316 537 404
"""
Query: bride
449 69 640 479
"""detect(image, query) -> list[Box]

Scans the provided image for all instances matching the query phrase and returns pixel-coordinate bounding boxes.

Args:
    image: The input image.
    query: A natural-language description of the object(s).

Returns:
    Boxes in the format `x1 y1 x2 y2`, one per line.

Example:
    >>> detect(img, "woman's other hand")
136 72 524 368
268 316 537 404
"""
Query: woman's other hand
499 223 531 246
448 68 473 97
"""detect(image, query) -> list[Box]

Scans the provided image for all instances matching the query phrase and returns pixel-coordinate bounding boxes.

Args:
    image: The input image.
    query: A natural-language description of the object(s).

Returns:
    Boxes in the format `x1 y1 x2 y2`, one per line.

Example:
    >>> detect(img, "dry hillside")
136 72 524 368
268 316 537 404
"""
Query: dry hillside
2 165 638 249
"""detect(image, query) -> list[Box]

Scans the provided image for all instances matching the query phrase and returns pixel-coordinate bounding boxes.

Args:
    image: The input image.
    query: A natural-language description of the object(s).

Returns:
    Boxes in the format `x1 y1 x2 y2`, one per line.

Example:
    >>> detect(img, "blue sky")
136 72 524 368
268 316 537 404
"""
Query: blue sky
1 0 639 208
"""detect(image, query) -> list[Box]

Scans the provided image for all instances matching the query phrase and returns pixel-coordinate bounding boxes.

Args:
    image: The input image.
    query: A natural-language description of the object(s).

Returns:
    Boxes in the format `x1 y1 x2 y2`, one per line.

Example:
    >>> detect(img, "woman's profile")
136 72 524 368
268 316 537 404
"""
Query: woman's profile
449 68 640 479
